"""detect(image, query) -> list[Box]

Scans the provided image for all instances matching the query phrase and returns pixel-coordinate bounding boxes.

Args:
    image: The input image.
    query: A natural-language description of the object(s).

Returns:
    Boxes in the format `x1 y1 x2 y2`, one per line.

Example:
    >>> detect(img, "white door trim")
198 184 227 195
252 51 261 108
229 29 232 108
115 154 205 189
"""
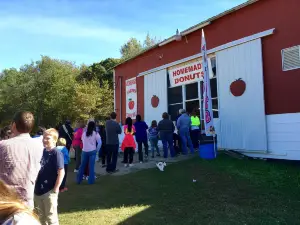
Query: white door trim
137 28 275 77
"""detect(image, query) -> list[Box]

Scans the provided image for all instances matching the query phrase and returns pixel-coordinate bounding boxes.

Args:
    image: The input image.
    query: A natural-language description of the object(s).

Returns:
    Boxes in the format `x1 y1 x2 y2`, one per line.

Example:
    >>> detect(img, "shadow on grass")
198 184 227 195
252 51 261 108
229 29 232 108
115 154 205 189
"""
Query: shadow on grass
58 153 300 225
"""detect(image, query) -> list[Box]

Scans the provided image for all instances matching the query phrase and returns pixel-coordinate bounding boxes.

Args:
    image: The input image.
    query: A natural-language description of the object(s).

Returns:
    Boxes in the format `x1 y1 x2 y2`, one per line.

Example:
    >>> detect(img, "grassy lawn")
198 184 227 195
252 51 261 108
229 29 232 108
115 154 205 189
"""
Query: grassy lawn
58 153 300 225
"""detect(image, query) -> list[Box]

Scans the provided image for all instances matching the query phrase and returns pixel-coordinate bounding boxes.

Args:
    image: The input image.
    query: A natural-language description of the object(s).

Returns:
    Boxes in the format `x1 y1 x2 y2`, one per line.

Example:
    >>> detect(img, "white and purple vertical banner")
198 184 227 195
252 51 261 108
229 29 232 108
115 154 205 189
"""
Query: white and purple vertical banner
201 30 214 136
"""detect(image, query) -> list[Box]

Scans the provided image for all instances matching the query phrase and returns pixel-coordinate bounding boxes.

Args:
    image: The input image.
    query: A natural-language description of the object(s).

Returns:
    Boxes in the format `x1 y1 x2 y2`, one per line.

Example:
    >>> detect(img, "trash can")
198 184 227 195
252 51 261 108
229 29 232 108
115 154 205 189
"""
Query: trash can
199 141 217 159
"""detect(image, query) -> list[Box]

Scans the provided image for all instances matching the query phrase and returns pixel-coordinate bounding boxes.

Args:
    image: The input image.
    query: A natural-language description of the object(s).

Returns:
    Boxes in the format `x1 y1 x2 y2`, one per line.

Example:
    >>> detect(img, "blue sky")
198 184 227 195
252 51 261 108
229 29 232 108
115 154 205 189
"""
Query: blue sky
0 0 246 70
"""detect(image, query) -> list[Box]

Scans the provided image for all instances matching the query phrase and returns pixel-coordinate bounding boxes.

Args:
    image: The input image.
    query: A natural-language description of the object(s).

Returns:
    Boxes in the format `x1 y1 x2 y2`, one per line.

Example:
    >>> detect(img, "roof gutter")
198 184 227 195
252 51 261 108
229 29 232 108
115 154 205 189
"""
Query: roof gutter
159 21 211 47
181 21 211 36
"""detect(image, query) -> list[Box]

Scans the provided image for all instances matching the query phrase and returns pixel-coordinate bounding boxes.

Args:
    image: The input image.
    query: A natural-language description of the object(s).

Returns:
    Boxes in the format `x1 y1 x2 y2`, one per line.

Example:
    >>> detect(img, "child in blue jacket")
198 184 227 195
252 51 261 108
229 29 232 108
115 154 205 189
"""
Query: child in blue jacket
57 138 70 192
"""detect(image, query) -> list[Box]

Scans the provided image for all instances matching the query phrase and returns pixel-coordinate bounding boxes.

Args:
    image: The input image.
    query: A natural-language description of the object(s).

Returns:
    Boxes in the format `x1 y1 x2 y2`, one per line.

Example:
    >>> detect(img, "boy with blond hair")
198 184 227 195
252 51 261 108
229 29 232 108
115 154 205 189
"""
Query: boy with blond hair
34 128 65 225
57 138 70 192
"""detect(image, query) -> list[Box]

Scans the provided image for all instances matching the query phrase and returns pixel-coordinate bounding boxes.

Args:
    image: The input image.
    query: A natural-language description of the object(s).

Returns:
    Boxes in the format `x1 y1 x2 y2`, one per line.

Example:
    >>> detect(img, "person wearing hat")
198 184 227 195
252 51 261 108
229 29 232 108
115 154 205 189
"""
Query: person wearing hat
176 109 194 154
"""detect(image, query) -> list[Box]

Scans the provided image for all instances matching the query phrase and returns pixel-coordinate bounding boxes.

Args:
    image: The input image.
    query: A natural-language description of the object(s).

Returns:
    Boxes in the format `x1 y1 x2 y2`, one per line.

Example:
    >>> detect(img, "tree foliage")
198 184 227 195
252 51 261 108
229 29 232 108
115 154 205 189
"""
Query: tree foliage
77 58 120 88
0 33 160 129
120 34 160 60
0 56 113 128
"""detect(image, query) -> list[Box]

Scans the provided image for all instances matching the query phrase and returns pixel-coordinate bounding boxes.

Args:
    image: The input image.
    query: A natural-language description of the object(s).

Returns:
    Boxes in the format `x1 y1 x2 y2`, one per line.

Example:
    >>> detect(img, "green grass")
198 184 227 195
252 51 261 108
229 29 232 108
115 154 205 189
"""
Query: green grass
58 153 300 225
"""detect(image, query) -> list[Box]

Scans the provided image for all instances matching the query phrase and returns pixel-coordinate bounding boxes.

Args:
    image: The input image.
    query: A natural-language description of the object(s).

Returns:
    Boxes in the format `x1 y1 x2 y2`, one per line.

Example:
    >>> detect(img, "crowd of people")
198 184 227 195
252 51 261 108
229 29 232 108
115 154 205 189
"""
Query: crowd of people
0 108 201 224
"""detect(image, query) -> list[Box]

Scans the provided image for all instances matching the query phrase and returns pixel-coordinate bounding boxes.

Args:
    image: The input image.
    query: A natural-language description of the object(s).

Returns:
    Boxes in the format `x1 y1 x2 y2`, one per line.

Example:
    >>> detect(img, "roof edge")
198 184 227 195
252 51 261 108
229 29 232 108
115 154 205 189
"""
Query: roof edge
114 0 259 69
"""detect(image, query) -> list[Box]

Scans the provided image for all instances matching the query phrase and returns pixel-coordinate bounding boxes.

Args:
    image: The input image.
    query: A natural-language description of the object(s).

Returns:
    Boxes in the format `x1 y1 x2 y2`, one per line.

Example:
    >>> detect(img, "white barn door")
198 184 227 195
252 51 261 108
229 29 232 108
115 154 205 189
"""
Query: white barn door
217 39 267 152
144 69 168 127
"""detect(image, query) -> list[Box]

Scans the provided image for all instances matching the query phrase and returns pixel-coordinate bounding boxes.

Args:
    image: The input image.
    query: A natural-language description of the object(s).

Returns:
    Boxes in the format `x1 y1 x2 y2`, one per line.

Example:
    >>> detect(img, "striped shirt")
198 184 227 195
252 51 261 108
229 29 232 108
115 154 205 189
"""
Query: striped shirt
0 133 44 208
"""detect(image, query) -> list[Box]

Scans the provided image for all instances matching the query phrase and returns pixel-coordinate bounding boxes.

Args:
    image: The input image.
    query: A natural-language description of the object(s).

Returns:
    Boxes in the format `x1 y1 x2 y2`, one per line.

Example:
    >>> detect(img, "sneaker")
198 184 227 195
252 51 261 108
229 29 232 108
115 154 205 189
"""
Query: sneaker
102 164 107 168
95 176 98 179
74 169 79 173
86 176 89 180
140 161 143 164
129 164 134 167
124 164 128 167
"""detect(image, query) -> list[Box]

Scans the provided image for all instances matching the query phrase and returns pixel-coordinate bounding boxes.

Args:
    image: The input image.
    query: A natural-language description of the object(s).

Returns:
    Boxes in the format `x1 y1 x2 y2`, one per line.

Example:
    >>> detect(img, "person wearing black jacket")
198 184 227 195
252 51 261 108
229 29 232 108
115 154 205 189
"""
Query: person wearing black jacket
98 125 107 167
58 120 74 151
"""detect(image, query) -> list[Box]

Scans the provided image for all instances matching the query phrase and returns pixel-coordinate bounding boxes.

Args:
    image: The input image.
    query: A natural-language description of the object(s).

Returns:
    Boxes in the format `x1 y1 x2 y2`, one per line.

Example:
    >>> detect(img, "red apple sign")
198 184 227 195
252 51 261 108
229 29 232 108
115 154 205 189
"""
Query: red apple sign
230 78 246 97
128 98 135 110
151 95 159 108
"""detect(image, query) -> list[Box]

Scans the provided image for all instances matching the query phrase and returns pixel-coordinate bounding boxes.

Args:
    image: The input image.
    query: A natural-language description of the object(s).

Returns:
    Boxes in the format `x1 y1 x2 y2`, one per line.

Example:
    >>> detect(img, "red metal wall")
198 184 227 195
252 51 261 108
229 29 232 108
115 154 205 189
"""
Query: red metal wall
114 0 300 122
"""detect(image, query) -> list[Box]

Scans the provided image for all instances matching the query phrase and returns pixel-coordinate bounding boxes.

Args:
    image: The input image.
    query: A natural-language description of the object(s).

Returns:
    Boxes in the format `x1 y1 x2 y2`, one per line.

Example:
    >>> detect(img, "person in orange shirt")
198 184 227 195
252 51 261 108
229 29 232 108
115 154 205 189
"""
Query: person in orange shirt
121 117 136 167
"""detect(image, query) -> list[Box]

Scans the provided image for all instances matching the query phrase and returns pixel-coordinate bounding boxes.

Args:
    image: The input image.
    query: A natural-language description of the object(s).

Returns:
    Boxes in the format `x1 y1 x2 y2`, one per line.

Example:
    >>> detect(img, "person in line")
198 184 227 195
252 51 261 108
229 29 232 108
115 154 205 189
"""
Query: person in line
177 109 194 154
77 121 101 184
34 128 65 225
82 118 95 180
58 120 73 151
57 138 70 193
0 126 12 140
121 117 136 167
157 112 175 158
148 120 160 158
190 109 201 150
0 180 40 225
95 120 101 162
175 110 183 154
134 115 149 163
106 112 122 174
173 131 181 155
99 125 107 168
32 127 45 138
72 119 85 173
0 111 43 209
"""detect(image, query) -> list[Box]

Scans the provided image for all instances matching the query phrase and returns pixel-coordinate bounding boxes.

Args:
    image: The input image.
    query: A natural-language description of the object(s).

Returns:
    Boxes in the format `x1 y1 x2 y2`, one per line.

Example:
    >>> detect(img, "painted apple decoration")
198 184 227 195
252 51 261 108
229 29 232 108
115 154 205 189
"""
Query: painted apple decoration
151 95 159 108
230 78 246 97
128 98 135 110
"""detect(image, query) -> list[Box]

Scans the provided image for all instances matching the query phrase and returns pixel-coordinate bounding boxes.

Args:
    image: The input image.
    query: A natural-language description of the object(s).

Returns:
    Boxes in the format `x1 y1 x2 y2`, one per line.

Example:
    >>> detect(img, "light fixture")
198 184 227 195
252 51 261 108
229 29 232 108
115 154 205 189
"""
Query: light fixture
175 29 182 41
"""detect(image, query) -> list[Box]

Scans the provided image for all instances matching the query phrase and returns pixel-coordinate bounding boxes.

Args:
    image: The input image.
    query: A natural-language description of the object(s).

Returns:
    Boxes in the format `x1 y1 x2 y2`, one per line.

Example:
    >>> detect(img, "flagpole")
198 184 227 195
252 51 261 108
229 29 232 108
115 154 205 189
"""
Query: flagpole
202 29 216 158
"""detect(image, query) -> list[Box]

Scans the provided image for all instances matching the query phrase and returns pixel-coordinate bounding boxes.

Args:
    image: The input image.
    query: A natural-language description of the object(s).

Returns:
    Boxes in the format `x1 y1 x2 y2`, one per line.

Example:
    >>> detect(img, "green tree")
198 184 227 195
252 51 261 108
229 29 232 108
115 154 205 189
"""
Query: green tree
77 58 120 88
120 38 143 60
120 34 160 60
143 33 159 48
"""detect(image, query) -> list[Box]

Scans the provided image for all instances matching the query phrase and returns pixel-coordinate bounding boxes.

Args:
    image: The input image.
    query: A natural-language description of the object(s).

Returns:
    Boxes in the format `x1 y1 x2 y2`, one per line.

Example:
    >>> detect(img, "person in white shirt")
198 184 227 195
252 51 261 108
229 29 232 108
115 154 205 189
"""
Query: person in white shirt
76 121 101 185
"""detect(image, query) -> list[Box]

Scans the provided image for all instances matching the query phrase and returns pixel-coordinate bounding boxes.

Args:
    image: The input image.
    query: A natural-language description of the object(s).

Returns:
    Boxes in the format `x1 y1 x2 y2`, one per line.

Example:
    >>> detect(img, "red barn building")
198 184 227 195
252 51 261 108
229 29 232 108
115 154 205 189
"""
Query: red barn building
113 0 300 160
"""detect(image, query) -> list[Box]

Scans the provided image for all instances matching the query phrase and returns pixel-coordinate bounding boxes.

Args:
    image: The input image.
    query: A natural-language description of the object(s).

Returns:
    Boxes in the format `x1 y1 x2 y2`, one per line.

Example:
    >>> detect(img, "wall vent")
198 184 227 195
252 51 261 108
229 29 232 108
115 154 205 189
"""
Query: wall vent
282 45 300 71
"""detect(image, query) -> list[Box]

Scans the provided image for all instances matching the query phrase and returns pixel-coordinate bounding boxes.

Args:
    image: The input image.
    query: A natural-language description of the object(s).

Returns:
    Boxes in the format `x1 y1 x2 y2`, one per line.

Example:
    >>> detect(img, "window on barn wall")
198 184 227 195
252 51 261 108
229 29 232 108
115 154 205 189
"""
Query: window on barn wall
185 82 199 116
167 56 218 124
167 76 183 120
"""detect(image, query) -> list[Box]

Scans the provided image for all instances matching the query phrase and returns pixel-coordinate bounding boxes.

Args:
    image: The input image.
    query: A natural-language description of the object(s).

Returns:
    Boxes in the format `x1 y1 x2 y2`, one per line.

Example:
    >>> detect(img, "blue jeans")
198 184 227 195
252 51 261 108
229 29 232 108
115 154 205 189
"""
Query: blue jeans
106 144 119 172
179 128 194 154
160 132 175 158
77 150 97 184
149 137 160 156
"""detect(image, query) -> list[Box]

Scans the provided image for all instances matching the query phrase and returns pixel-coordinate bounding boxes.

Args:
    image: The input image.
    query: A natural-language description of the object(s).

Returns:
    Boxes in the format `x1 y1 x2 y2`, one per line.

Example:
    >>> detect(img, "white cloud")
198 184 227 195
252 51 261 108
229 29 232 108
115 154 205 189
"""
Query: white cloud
0 15 143 43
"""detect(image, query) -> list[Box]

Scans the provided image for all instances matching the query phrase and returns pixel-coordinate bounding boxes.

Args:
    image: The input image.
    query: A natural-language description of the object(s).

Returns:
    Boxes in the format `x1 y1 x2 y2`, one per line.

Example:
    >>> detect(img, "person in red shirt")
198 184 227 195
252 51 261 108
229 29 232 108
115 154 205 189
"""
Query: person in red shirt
121 117 136 167
72 119 85 173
